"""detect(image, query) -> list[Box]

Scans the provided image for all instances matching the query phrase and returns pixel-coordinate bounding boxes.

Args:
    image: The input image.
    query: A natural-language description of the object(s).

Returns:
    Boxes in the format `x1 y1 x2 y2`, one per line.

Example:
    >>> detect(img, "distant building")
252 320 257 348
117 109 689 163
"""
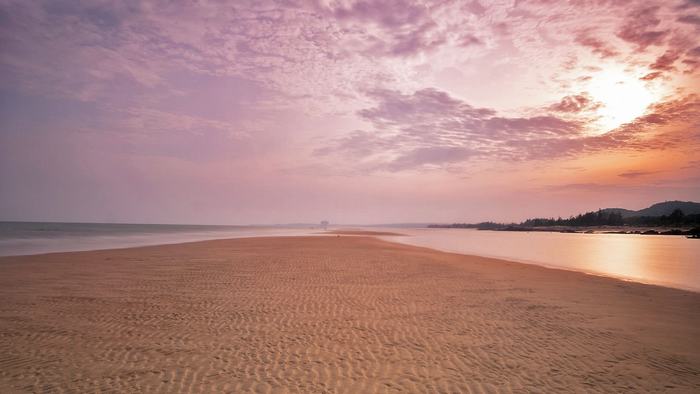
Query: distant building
321 220 329 230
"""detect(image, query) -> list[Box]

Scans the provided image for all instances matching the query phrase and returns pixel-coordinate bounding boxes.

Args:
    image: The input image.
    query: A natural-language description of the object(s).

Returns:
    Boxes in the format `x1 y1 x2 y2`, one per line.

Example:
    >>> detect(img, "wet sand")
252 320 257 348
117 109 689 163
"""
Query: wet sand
1 235 699 393
325 230 406 236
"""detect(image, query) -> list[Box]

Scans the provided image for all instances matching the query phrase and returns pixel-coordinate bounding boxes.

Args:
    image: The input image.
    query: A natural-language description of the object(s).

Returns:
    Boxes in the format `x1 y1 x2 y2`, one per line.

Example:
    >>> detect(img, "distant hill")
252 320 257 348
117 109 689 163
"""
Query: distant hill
515 200 700 228
602 201 700 217
430 200 700 230
598 208 637 218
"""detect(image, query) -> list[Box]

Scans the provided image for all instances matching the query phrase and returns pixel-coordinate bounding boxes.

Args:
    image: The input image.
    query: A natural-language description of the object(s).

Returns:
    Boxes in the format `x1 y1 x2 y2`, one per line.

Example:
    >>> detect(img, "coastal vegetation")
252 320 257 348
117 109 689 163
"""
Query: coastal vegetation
429 201 700 236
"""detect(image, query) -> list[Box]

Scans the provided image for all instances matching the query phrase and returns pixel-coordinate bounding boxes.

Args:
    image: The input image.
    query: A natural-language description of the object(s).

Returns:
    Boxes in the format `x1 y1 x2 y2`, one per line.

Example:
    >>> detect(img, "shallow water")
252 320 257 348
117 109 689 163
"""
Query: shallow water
3 222 698 292
382 228 700 292
0 222 316 257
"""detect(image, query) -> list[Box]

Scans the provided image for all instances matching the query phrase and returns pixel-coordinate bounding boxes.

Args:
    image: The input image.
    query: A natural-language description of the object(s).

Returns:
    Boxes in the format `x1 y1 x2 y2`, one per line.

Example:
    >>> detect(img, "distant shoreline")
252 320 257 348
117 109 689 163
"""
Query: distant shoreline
427 224 700 237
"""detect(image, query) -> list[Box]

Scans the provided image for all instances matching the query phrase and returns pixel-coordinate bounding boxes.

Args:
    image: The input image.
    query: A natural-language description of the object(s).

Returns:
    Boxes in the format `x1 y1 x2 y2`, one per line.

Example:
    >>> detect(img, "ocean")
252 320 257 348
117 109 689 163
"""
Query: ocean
382 228 700 292
0 221 317 257
2 222 699 292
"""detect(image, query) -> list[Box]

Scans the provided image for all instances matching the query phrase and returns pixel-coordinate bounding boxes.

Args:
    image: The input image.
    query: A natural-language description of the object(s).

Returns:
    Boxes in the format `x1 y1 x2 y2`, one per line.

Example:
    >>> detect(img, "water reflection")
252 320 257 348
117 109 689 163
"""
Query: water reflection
382 229 700 292
582 234 645 281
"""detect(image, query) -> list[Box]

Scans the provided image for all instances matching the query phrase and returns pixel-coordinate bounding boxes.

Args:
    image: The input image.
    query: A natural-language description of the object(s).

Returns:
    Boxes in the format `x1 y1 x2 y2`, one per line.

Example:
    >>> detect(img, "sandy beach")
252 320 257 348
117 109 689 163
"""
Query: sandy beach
1 235 699 393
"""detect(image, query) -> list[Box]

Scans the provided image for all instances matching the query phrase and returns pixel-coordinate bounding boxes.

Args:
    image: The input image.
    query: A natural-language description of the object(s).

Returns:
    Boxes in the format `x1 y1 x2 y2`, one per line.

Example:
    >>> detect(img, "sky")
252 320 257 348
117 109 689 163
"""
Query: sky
1 0 699 225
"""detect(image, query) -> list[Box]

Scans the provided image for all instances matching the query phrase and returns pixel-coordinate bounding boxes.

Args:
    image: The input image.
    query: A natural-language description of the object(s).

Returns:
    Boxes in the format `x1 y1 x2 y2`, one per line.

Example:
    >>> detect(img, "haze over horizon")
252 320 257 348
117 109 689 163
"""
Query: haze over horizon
1 0 699 225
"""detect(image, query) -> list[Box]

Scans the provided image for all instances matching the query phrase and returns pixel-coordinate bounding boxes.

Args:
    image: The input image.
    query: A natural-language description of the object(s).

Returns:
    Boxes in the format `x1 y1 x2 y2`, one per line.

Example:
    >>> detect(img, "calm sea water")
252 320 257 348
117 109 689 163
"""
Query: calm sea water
381 228 700 292
0 222 316 257
3 223 698 292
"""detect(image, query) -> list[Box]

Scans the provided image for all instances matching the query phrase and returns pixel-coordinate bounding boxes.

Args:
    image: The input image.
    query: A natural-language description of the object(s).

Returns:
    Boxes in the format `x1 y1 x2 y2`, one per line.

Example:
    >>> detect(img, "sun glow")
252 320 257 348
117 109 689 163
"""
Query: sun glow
587 68 657 133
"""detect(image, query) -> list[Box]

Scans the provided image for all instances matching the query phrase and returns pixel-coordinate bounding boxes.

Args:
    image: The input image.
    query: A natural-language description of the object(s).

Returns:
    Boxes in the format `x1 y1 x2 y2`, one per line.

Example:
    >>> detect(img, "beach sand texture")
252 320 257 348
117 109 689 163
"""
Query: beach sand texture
1 235 699 393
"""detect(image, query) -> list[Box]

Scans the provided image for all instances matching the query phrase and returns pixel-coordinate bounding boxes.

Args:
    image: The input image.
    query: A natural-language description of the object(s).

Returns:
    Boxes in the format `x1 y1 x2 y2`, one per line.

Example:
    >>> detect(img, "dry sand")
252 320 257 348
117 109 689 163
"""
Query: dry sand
1 235 699 393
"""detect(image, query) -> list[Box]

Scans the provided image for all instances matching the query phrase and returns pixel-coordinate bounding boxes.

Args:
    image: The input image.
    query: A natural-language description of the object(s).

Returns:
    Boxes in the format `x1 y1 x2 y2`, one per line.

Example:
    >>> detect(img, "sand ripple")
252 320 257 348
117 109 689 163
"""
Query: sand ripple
1 236 699 393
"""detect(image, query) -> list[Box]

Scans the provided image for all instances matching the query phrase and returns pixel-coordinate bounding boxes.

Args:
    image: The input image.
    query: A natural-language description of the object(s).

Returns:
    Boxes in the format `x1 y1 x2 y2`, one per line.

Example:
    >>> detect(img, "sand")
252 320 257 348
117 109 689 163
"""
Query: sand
1 235 699 393
325 230 406 236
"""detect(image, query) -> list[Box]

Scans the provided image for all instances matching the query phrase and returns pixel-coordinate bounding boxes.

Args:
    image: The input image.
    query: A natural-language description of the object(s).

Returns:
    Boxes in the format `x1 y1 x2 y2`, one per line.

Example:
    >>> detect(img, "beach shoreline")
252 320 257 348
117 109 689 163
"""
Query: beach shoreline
1 235 699 392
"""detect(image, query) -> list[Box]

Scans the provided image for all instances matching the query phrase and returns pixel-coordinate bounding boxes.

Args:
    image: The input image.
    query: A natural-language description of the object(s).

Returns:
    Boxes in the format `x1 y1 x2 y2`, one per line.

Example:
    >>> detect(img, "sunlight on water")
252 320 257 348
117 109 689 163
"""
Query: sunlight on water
383 228 700 292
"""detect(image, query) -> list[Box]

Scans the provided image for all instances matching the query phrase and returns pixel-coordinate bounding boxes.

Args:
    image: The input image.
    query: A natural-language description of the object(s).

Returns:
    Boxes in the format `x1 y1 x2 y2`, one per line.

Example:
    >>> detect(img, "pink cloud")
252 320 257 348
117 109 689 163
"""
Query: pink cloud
316 0 450 57
641 71 664 81
575 32 619 58
2 0 700 222
650 50 681 71
318 89 700 172
458 34 483 47
327 0 430 28
381 146 474 171
677 14 700 25
547 94 599 113
619 170 656 178
318 88 586 170
616 6 669 51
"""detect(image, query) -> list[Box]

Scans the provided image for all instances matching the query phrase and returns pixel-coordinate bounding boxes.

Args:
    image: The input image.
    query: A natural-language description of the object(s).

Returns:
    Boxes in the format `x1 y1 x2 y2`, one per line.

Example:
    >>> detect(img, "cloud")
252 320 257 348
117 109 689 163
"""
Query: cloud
629 94 700 126
677 14 700 25
327 0 430 28
0 0 386 106
640 71 664 81
574 32 619 58
458 34 483 47
316 0 449 57
650 50 681 71
318 88 587 171
330 0 430 28
618 170 655 178
464 0 487 16
681 159 700 169
547 93 599 113
381 146 474 171
545 183 612 192
616 6 669 51
2 0 697 111
358 88 495 126
3 0 699 174
313 130 393 158
318 88 700 172
357 88 583 141
677 0 700 10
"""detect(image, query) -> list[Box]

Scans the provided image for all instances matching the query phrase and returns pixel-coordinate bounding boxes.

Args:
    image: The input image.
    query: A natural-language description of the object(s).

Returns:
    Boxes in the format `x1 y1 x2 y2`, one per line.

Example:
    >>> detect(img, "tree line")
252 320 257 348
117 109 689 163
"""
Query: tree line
430 209 700 229
523 209 699 227
521 210 625 227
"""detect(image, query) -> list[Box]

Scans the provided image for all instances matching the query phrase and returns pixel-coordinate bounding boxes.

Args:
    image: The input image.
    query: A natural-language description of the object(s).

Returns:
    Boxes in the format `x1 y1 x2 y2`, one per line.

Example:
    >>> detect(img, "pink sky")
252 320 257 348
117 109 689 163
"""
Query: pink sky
1 0 699 224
